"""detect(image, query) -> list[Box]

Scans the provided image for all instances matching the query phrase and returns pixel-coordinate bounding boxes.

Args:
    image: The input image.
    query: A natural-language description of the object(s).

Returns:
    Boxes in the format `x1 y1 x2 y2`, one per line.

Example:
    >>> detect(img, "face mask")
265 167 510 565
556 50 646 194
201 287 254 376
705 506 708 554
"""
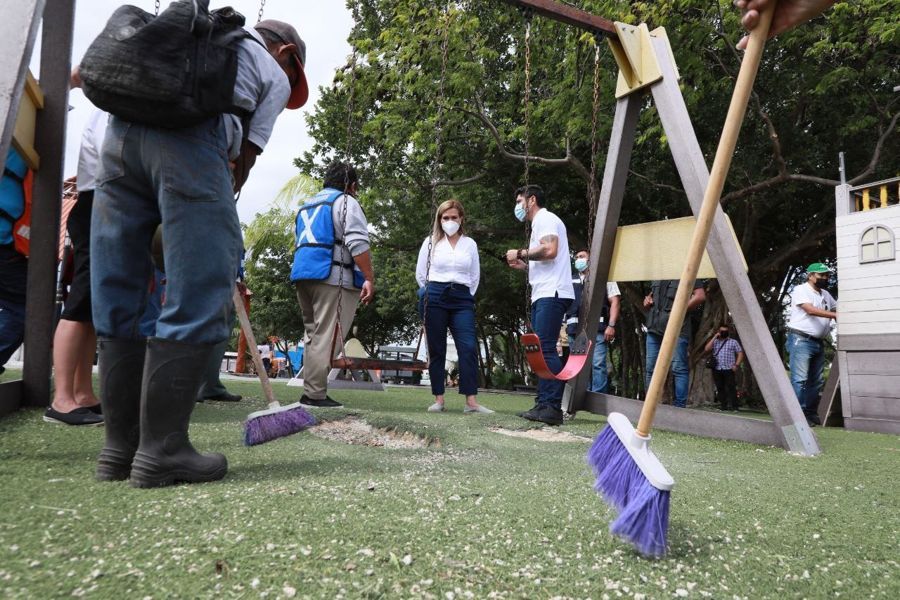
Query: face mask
574 258 588 272
719 330 729 338
441 220 460 236
812 277 830 290
514 203 527 222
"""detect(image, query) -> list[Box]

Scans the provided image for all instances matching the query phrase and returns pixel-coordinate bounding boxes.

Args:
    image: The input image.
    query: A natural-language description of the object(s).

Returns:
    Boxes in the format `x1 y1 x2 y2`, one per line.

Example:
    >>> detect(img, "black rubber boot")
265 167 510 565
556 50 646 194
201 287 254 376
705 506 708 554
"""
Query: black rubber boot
130 338 227 488
96 338 146 481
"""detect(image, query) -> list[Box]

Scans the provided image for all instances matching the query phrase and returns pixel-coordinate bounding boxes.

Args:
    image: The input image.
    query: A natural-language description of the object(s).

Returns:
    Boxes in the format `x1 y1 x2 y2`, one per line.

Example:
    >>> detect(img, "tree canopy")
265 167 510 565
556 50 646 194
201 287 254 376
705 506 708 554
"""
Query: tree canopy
253 0 898 394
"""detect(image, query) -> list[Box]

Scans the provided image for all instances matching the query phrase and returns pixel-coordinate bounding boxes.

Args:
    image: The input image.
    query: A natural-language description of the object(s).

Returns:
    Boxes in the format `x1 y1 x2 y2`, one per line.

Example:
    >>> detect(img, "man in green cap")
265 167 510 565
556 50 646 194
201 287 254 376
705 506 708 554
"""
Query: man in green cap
785 263 837 425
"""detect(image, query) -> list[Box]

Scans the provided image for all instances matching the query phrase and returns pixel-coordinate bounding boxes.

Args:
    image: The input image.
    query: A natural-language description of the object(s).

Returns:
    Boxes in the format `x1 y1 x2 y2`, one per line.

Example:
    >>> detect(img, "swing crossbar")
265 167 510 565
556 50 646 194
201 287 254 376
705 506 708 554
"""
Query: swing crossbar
331 357 429 372
521 332 592 381
499 0 618 37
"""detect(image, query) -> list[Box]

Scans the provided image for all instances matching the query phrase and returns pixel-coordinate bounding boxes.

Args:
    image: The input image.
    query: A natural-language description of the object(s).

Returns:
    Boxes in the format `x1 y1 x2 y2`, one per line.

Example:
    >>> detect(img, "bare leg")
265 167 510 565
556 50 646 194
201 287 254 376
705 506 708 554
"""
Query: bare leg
51 320 88 413
74 324 99 407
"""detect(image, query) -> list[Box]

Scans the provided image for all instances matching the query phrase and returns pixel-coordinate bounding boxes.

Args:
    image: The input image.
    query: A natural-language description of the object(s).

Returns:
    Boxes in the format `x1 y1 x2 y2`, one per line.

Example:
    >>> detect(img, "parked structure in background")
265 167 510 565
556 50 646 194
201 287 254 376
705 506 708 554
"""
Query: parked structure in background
833 170 900 434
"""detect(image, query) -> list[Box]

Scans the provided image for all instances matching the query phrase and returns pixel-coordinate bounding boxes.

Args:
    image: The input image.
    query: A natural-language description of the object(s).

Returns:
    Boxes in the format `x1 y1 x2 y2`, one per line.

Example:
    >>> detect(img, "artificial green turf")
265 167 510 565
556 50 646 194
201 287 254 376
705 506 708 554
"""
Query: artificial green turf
0 376 898 599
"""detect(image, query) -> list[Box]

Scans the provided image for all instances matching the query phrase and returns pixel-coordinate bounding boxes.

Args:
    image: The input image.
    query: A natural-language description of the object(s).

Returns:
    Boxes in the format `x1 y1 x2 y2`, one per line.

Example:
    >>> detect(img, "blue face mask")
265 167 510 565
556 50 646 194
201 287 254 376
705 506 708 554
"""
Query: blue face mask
514 203 527 222
574 258 588 272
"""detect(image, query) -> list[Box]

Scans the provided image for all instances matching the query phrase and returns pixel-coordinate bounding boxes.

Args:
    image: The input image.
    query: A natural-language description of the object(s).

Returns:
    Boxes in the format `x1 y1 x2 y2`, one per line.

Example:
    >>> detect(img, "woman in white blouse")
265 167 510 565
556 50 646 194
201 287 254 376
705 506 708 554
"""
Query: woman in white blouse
415 199 492 413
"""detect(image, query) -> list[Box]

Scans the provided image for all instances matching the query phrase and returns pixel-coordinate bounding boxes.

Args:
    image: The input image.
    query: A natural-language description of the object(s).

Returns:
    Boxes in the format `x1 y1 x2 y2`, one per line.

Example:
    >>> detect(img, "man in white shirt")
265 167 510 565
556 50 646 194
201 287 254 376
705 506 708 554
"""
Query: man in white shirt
506 185 575 425
785 262 837 426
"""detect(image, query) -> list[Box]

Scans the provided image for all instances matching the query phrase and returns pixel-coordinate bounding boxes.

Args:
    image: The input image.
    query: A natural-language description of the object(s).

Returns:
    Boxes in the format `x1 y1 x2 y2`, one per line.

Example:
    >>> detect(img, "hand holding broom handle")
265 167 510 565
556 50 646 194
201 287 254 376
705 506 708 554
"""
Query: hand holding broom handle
637 4 775 438
232 285 278 407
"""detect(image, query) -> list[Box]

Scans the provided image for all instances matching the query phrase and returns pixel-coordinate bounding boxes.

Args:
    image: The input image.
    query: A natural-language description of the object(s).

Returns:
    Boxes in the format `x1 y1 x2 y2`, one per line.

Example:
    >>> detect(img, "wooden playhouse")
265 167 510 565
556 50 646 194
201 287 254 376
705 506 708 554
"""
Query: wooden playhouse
833 176 900 434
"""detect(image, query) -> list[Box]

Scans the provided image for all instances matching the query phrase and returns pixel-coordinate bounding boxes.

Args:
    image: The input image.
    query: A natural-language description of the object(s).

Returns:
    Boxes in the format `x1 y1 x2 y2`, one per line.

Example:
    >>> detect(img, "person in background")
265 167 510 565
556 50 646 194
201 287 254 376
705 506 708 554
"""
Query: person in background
704 323 745 411
0 148 29 378
44 110 107 426
291 162 374 409
785 263 836 426
643 279 706 408
565 249 621 394
415 199 492 414
506 185 575 426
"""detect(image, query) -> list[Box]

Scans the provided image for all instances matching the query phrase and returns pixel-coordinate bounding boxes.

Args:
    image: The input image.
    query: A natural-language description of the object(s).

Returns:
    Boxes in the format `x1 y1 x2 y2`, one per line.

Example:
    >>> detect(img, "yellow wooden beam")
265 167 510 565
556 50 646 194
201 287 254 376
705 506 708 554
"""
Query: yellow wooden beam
607 23 674 98
608 215 747 281
11 70 44 170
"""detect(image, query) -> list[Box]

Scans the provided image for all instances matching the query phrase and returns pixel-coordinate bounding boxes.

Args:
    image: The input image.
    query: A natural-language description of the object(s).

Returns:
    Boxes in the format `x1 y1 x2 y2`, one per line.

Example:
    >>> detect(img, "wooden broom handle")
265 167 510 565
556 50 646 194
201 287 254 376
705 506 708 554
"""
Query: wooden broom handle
636 5 775 437
232 285 277 406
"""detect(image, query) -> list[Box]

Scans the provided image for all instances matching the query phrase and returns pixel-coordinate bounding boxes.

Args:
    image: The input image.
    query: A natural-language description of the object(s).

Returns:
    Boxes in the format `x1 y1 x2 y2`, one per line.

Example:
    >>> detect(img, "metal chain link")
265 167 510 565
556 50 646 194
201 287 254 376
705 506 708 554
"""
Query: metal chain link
586 40 602 259
420 8 453 340
521 17 533 331
257 0 266 23
333 3 361 362
154 0 160 16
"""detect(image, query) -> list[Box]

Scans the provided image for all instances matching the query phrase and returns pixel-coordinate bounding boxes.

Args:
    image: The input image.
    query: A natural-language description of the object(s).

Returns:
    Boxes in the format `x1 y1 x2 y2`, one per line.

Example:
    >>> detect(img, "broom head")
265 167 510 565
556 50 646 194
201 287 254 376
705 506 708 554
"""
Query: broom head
587 412 674 557
243 402 317 446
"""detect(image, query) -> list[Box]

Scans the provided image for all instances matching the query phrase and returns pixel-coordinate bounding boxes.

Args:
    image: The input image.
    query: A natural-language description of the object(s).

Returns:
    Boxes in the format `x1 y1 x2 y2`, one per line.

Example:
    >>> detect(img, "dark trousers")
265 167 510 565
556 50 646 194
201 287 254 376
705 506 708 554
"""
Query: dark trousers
423 282 478 396
712 369 738 410
531 296 573 408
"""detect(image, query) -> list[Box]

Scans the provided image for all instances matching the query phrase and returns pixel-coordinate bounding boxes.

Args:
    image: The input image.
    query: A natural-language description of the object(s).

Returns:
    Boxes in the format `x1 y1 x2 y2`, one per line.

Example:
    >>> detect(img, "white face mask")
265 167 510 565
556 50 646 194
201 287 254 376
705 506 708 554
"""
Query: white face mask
441 220 460 236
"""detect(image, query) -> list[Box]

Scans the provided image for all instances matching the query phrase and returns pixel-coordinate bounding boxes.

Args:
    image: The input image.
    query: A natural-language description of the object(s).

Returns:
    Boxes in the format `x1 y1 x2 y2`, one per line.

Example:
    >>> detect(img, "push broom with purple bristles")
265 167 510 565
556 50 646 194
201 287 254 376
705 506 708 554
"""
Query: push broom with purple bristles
587 5 775 557
231 286 317 446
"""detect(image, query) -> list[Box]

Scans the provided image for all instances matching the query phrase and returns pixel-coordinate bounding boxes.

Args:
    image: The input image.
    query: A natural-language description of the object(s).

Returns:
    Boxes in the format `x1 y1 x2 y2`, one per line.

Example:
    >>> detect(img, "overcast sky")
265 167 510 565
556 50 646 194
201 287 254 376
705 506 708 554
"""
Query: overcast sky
36 0 353 225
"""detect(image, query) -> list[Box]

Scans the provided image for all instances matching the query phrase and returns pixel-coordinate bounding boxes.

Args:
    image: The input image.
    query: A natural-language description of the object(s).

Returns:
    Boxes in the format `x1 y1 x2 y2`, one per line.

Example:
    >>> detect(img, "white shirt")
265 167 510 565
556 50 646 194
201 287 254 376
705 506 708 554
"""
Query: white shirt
528 208 575 302
787 281 836 338
76 110 109 192
416 234 480 295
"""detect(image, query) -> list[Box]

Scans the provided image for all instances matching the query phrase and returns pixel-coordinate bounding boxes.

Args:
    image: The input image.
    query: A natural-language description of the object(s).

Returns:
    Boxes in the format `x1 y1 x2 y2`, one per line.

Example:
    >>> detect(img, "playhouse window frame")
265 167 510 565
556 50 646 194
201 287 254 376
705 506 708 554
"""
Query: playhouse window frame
859 225 895 264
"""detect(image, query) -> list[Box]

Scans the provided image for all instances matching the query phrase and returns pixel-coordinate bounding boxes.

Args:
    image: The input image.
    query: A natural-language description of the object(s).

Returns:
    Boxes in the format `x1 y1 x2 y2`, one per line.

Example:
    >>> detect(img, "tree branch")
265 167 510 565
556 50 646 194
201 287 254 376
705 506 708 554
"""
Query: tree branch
434 172 487 188
847 111 900 185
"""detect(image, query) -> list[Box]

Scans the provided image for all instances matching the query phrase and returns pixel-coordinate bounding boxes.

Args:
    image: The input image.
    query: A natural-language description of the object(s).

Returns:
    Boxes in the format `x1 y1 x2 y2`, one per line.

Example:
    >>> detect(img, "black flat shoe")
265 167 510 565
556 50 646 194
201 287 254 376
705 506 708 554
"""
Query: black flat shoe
299 394 342 408
520 405 564 426
43 407 104 426
85 403 103 415
203 391 242 402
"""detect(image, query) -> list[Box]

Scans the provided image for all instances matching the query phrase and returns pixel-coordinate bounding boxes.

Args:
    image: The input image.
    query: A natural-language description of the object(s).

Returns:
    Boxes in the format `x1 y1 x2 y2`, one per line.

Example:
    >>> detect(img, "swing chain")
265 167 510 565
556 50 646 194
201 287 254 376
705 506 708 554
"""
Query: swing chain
257 0 266 23
154 0 160 16
421 9 452 316
585 39 602 257
521 16 533 331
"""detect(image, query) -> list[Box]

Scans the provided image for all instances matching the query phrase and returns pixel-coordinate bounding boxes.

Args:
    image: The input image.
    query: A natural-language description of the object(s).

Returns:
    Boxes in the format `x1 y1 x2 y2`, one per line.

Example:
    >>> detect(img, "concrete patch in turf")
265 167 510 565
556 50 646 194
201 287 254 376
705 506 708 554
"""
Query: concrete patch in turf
310 417 433 448
491 426 592 443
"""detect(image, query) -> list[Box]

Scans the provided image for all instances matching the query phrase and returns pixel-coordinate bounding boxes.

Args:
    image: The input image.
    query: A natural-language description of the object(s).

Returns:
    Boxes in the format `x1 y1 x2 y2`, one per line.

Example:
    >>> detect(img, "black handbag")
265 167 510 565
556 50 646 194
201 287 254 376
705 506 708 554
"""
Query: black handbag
705 339 726 370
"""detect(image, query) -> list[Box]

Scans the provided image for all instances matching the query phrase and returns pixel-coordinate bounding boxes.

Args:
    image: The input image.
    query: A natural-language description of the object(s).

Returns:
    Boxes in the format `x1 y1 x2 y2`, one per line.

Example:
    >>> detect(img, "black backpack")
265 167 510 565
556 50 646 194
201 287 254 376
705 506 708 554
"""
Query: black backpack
79 0 258 128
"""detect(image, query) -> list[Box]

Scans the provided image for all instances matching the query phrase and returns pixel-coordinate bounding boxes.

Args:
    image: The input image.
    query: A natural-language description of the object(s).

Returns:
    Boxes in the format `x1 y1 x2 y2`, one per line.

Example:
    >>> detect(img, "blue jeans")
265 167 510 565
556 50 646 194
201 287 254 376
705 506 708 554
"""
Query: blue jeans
91 117 242 344
591 334 609 393
645 332 690 407
0 247 27 368
423 282 478 396
531 296 573 408
786 332 825 418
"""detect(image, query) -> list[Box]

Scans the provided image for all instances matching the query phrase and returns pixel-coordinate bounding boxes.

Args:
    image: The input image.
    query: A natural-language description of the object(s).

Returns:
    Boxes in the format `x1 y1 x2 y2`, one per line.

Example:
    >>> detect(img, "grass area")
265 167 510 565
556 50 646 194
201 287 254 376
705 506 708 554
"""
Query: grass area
0 375 898 599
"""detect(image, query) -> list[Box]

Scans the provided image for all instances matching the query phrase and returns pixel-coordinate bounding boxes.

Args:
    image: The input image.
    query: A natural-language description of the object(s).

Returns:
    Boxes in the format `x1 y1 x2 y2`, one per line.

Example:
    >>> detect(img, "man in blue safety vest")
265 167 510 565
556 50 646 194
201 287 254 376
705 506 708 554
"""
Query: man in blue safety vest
291 162 374 408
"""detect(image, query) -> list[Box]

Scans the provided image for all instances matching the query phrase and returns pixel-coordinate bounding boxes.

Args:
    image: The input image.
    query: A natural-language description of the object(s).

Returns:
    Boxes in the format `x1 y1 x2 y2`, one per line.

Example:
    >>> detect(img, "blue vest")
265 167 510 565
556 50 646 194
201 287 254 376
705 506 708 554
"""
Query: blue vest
290 188 365 288
1 148 27 246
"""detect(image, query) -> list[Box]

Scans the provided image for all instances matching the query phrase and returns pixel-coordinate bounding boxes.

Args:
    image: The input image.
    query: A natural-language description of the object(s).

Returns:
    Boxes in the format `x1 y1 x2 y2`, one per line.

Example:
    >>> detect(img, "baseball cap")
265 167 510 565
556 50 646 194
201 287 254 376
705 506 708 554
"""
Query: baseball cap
255 20 309 109
806 262 832 274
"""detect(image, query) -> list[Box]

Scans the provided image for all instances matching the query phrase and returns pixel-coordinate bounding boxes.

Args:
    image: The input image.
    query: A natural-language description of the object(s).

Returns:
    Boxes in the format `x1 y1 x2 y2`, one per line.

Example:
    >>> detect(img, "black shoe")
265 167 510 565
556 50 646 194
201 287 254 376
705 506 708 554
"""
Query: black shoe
203 391 242 402
520 404 564 426
95 338 146 481
516 402 540 418
86 403 103 415
299 394 342 408
43 406 104 426
129 338 227 488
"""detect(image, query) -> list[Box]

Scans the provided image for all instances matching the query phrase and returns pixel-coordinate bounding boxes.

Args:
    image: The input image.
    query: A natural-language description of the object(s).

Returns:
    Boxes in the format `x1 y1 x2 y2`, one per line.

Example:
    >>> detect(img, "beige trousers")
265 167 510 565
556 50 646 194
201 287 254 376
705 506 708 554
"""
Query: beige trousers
295 281 360 399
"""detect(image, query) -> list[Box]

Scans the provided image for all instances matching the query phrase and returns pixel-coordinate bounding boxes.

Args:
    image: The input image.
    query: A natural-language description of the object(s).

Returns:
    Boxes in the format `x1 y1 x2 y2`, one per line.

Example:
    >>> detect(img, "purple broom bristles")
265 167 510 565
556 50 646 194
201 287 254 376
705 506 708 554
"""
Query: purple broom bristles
587 424 671 558
243 404 318 446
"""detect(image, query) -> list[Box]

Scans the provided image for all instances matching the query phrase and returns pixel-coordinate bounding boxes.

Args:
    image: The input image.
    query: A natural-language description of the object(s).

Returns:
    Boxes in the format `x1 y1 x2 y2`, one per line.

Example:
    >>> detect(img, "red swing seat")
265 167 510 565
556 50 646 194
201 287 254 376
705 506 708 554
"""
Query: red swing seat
521 331 592 381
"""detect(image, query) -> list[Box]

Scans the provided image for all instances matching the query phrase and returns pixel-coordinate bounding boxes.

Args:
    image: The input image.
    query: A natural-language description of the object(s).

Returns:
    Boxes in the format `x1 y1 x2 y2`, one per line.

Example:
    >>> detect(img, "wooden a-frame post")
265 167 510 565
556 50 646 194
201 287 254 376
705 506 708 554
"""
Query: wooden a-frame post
503 0 820 455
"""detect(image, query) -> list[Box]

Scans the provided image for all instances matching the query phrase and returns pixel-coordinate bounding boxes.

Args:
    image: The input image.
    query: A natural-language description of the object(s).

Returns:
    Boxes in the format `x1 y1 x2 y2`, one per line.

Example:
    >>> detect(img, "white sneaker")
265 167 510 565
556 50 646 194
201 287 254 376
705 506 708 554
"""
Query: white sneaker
464 405 494 414
427 402 445 412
